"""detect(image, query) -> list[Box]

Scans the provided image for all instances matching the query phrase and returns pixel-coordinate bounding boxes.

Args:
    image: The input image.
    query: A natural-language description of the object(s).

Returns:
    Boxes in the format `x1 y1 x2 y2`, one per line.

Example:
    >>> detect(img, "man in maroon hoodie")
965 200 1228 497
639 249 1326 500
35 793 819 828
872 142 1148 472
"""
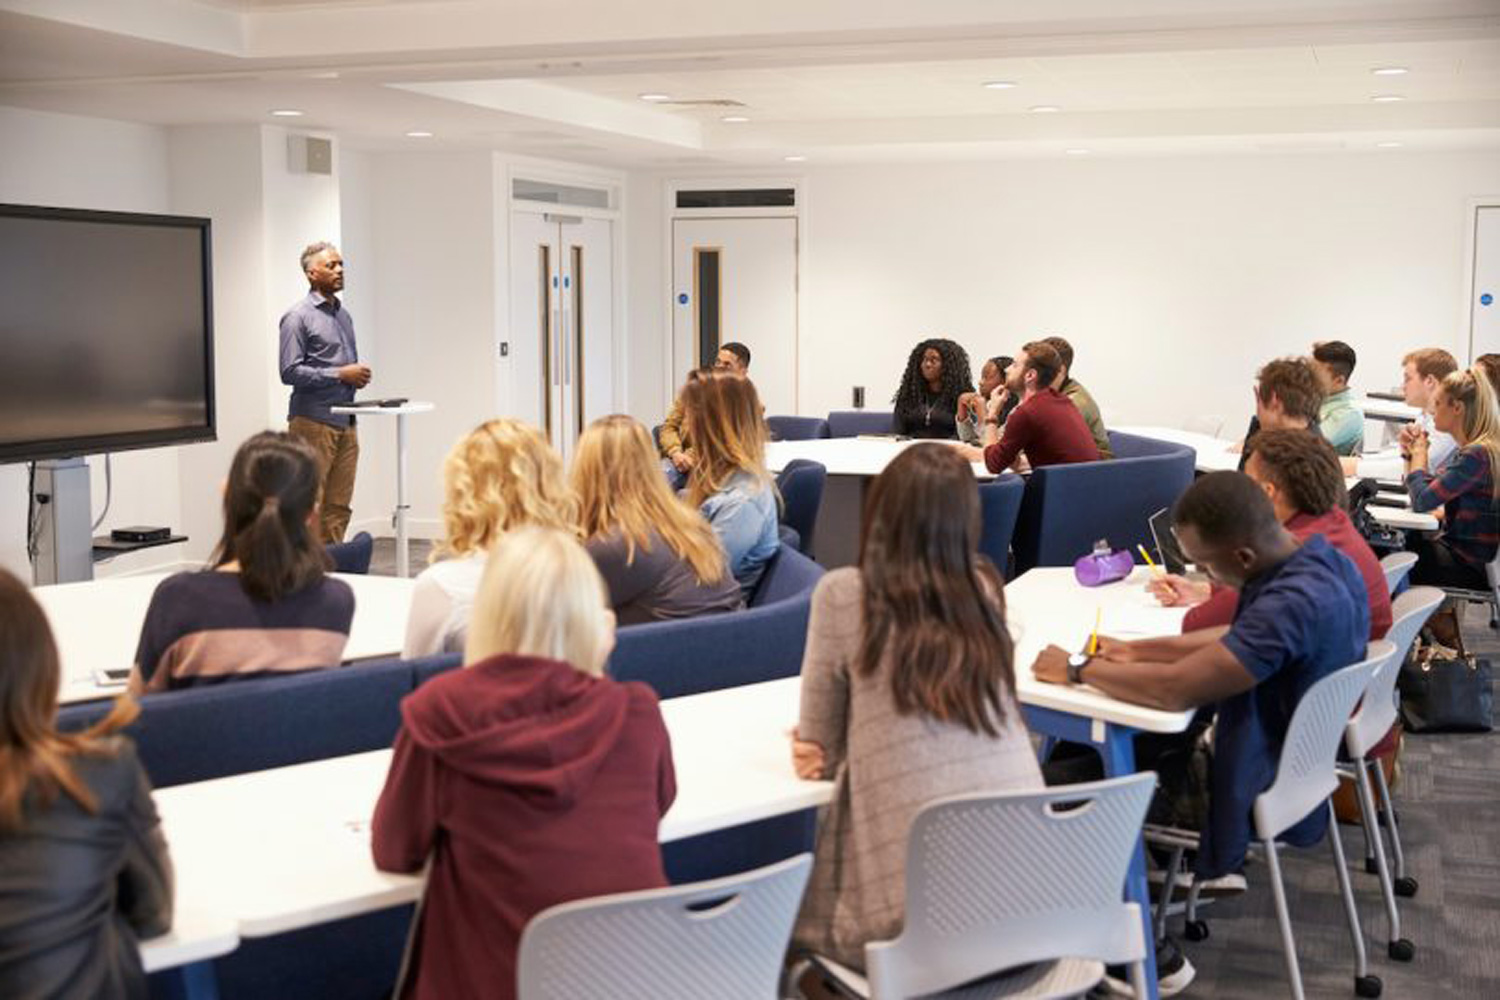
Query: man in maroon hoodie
372 528 676 1000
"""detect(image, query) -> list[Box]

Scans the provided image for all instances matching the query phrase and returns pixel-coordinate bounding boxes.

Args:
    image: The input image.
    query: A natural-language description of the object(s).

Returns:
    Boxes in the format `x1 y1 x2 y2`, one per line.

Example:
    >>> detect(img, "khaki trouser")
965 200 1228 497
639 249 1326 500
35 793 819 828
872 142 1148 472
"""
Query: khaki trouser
289 416 359 544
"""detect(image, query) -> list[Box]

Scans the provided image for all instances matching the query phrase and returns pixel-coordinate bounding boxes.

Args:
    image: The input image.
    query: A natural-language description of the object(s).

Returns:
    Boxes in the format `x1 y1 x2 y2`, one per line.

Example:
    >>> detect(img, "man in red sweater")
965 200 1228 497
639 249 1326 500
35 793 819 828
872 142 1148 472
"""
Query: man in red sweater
1150 428 1392 639
951 340 1100 474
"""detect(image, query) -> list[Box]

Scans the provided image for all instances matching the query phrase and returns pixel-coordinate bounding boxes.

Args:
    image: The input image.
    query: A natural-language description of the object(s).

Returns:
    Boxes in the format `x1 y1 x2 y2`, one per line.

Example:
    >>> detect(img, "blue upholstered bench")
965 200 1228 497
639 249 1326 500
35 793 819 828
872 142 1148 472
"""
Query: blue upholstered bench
826 409 896 437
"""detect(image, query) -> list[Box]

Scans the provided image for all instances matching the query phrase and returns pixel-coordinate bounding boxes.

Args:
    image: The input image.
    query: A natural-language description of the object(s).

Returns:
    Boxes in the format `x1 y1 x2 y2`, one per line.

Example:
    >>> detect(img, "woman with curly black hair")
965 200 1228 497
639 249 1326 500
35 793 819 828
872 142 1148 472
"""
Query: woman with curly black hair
892 338 974 440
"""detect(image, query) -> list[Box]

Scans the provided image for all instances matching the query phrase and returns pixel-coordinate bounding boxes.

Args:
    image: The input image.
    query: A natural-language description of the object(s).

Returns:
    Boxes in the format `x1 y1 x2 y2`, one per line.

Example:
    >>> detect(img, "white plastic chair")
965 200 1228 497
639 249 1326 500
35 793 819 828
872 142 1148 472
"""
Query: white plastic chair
1339 587 1441 964
1377 551 1418 595
516 854 811 1000
809 773 1155 999
1150 643 1390 1000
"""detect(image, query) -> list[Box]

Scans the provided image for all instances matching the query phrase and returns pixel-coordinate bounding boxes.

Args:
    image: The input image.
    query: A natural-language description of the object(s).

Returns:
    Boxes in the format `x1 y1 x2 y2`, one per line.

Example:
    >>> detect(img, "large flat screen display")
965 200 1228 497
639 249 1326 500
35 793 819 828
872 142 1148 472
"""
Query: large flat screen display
0 203 215 463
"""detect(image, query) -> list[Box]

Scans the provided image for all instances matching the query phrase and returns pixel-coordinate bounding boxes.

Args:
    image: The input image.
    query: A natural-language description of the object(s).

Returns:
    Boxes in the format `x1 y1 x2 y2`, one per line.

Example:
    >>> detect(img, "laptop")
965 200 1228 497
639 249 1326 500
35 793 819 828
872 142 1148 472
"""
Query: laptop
1147 506 1189 575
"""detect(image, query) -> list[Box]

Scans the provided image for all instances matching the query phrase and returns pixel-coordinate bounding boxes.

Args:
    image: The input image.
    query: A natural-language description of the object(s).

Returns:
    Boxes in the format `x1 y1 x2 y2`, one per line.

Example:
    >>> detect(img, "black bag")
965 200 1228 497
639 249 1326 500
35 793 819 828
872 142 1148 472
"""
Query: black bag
1398 647 1494 734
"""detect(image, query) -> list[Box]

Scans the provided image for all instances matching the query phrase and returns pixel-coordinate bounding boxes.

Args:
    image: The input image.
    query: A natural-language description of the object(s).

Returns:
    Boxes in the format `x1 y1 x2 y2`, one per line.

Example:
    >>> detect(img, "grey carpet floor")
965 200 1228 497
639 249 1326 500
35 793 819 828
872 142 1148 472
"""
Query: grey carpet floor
370 537 1499 997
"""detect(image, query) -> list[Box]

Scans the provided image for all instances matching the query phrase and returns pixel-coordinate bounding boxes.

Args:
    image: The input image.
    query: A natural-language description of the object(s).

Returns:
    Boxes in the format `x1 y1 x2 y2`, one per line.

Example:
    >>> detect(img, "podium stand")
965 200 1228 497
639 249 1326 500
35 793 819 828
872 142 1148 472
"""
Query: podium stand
331 402 434 578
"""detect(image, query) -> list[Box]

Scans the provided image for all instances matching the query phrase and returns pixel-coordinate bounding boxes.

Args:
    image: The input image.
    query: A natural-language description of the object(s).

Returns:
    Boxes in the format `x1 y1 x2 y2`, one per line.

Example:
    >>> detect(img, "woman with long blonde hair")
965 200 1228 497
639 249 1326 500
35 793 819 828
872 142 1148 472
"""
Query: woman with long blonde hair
373 527 675 1000
680 370 780 591
573 415 743 623
0 569 172 998
1404 367 1500 641
402 419 577 657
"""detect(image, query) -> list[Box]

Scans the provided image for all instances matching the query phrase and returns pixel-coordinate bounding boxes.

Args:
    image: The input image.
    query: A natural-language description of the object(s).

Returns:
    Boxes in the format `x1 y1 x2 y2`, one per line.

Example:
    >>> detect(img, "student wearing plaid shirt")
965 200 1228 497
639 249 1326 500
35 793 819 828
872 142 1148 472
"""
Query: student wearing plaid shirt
1404 367 1500 644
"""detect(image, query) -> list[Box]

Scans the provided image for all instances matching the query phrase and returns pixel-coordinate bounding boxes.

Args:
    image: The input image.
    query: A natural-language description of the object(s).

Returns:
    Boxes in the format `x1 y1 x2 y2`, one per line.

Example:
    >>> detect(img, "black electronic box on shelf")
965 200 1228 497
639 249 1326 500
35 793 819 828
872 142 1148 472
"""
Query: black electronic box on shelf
111 525 172 543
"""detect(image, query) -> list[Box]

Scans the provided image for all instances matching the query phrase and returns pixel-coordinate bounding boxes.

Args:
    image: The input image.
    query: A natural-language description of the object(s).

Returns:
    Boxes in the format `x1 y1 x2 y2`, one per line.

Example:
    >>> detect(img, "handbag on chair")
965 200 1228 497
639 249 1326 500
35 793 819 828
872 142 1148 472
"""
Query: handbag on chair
1397 639 1493 733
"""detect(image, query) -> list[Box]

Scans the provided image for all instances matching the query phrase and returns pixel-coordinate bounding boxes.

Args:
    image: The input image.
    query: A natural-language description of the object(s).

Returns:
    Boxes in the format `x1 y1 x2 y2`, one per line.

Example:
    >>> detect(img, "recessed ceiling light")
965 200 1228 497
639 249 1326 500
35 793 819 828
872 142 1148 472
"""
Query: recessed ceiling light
720 115 750 123
638 93 671 102
1372 67 1409 76
783 155 807 162
1376 141 1404 148
1065 148 1091 155
1029 105 1061 113
270 109 304 117
1371 94 1405 103
405 131 434 138
983 80 1018 90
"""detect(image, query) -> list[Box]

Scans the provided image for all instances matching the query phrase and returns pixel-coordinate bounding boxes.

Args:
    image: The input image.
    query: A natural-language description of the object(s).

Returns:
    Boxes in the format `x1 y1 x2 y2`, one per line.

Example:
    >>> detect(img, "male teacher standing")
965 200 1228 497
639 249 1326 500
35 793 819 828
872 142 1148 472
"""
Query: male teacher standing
279 241 371 543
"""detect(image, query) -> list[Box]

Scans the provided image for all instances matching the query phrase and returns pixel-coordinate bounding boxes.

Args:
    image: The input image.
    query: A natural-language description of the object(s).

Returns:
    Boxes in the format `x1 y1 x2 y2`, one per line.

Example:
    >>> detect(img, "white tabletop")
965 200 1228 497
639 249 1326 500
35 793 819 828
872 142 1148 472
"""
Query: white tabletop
1356 396 1421 423
38 572 418 705
330 401 435 416
766 437 992 480
139 910 239 973
1113 425 1240 474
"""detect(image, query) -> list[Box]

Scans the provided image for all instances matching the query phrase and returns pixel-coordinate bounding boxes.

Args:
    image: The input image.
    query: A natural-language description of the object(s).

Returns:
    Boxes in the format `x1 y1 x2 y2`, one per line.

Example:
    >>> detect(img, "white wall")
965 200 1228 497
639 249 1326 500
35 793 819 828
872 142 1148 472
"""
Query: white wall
623 170 667 420
623 151 1500 437
0 106 181 580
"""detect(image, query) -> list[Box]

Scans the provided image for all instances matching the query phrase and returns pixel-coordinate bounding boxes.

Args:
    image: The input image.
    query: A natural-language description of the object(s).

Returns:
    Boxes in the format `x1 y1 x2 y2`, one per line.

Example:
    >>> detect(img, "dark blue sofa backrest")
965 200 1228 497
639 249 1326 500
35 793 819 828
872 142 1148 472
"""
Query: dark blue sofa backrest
977 475 1025 579
826 410 895 437
767 415 831 441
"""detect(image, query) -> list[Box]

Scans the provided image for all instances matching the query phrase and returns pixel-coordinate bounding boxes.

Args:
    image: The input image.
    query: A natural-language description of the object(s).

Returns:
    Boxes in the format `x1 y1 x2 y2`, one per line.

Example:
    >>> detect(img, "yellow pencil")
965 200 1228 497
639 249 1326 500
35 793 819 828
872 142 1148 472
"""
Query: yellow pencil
1137 543 1163 575
1088 606 1101 656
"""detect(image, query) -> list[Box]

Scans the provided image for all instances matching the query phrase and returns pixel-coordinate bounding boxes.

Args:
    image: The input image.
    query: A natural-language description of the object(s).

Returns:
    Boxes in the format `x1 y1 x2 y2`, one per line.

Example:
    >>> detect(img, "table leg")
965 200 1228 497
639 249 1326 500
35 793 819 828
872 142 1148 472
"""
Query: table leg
157 961 221 1000
1022 706 1161 1000
395 413 410 578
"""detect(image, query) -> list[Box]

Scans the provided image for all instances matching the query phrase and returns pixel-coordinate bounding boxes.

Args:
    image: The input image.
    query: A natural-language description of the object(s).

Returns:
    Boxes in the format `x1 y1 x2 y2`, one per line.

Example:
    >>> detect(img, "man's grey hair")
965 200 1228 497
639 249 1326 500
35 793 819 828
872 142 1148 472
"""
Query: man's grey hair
300 241 338 273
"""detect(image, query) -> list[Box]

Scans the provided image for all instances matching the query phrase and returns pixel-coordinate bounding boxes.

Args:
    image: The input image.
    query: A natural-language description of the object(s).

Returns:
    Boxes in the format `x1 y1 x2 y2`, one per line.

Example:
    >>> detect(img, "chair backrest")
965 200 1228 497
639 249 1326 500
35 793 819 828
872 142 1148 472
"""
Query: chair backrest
1254 641 1391 839
410 650 464 688
1379 551 1418 594
766 415 831 442
1011 434 1195 573
826 410 895 438
517 854 812 1000
976 475 1025 579
750 543 825 607
774 460 826 558
863 774 1154 999
326 531 375 574
1182 414 1225 438
1346 588 1442 757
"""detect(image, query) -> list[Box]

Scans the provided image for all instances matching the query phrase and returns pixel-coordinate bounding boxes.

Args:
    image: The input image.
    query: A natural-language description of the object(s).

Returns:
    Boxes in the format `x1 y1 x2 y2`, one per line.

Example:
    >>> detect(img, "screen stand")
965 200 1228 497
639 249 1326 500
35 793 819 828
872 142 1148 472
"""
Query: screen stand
33 457 94 585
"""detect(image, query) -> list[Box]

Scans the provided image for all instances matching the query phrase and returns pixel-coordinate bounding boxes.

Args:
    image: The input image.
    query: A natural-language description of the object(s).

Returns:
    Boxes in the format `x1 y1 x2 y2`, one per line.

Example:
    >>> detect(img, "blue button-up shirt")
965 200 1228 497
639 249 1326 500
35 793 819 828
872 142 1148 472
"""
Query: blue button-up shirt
279 291 358 427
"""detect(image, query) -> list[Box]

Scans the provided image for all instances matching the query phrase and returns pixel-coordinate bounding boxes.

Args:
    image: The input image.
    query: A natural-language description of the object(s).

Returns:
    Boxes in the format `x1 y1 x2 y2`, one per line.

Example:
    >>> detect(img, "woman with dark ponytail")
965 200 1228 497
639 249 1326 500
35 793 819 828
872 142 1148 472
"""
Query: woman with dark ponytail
129 432 355 693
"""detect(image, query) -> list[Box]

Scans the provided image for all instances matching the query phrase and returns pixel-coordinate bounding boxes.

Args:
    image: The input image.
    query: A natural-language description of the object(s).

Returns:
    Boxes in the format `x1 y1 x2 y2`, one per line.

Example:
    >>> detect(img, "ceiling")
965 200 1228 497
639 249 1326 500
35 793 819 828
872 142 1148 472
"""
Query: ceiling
2 0 1498 167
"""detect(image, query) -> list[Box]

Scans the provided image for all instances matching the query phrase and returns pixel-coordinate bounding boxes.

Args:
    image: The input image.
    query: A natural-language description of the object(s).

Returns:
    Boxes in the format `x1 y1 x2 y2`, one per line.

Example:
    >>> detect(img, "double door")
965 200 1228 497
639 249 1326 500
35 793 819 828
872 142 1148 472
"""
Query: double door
510 212 613 462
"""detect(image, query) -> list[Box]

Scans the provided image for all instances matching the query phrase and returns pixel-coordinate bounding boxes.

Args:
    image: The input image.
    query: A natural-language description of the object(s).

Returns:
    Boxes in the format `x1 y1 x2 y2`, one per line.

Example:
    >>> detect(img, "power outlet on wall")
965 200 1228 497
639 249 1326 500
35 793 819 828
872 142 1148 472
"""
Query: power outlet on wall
852 386 865 408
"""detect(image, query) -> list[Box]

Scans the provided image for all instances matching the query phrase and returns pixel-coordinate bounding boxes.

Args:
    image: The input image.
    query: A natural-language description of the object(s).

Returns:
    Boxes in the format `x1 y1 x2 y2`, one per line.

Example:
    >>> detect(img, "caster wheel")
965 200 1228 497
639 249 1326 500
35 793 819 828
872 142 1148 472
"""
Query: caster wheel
1355 973 1383 998
1364 858 1380 875
1395 876 1419 898
1388 939 1415 962
1184 920 1210 942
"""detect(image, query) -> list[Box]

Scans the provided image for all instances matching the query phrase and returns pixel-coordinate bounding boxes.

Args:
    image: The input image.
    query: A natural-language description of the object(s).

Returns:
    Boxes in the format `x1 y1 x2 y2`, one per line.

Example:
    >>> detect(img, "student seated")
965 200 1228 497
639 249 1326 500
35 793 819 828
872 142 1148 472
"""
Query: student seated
572 414 743 624
1043 335 1113 459
955 354 1014 444
372 527 675 1000
1035 472 1368 993
952 340 1100 473
402 419 577 658
1395 347 1460 470
679 369 781 593
1403 367 1500 643
1149 429 1392 638
891 338 974 440
658 342 751 482
1233 357 1323 468
0 569 172 999
790 444 1042 975
1310 340 1364 456
131 432 354 693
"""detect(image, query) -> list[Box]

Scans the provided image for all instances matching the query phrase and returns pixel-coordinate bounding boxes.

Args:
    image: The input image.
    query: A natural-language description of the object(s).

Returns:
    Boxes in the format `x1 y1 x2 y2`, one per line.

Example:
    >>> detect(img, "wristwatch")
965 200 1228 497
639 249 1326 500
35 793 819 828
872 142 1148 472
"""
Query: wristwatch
1066 652 1091 685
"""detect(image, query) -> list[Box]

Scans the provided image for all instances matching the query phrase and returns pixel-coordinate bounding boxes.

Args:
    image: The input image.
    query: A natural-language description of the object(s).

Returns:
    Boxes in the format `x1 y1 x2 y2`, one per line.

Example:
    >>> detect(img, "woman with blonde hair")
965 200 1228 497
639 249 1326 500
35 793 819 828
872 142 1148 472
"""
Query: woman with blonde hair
1404 366 1500 641
680 369 780 592
401 419 576 657
0 569 173 998
372 527 676 1000
573 414 743 623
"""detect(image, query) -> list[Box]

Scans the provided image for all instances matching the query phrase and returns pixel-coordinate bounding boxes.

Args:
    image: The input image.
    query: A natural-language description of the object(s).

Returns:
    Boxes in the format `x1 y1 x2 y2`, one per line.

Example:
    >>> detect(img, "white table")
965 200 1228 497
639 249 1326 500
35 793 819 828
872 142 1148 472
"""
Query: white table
331 402 435 578
1114 425 1240 474
139 910 239 975
37 572 418 704
766 437 994 567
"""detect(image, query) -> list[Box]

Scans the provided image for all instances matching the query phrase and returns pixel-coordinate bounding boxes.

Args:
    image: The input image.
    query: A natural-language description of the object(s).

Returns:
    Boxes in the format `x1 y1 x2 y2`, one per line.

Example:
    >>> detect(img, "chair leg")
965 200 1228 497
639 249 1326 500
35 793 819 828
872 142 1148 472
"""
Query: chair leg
1352 757 1411 959
1326 801 1383 998
1370 761 1416 896
1128 959 1150 1000
1154 845 1185 945
1263 838 1306 1000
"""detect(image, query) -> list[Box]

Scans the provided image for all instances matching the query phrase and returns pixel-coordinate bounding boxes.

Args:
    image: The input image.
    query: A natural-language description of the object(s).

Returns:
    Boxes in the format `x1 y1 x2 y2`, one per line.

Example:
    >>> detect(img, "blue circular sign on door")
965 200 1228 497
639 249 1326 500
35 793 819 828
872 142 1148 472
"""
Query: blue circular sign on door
678 293 689 305
1483 293 1494 306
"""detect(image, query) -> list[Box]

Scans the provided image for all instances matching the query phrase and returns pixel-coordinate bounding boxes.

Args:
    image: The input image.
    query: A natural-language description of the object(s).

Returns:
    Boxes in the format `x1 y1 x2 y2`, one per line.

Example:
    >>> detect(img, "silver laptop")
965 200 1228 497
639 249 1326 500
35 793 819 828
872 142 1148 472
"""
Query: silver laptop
1147 506 1189 575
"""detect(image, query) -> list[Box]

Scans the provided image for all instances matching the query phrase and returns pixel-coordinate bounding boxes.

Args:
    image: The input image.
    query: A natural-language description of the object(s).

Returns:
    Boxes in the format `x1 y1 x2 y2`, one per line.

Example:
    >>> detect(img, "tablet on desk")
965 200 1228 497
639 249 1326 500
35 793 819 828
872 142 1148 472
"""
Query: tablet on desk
1148 507 1189 576
93 667 130 688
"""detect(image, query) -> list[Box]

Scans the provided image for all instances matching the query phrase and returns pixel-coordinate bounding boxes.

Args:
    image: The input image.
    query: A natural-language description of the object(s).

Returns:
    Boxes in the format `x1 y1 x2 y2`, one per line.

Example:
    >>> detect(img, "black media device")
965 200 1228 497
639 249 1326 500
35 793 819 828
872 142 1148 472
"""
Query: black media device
112 525 172 543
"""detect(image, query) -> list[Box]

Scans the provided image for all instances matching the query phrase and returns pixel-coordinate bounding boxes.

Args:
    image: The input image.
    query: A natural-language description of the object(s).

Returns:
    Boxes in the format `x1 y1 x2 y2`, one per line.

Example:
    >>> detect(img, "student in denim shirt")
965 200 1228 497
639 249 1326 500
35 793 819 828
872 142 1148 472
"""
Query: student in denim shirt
680 370 780 593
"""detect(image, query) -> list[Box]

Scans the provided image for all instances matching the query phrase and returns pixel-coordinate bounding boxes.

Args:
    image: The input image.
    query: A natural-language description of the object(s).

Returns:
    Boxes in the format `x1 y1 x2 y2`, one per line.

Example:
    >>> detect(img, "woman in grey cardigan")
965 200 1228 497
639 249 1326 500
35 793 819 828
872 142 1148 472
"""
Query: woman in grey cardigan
790 443 1042 971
